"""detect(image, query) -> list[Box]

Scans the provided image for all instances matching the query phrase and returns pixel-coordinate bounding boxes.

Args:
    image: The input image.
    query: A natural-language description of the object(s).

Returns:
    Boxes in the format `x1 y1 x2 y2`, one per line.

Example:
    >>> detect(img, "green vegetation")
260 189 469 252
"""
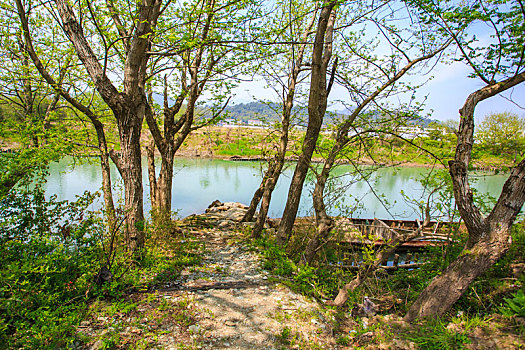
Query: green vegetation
0 172 204 348
250 221 525 348
174 121 519 170
0 0 524 346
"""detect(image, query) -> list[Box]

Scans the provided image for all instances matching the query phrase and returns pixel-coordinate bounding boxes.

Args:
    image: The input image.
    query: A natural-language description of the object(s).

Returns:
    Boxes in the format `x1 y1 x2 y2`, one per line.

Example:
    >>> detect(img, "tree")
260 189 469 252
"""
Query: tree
275 0 338 246
242 1 318 239
404 0 525 321
14 0 163 252
478 111 525 161
294 1 452 306
13 0 119 238
145 0 261 221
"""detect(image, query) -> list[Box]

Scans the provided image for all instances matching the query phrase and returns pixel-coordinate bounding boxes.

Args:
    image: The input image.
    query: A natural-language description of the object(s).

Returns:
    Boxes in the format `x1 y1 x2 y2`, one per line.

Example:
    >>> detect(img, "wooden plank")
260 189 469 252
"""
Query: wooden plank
323 263 425 271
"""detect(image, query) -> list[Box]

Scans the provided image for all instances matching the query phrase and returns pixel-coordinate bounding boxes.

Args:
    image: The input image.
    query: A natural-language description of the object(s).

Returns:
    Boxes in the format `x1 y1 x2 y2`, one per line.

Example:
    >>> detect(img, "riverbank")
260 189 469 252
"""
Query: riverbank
0 124 515 172
2 173 524 349
151 126 512 172
76 214 525 349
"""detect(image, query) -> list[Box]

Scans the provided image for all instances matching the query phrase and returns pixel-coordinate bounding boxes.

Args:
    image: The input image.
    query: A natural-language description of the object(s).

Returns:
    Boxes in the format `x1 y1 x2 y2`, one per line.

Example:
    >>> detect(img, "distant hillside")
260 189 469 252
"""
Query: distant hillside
222 101 437 127
223 102 281 122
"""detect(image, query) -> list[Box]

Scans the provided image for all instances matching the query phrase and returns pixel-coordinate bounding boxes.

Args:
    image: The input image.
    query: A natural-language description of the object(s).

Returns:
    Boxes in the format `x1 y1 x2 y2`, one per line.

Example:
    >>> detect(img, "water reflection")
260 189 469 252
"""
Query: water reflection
44 157 508 219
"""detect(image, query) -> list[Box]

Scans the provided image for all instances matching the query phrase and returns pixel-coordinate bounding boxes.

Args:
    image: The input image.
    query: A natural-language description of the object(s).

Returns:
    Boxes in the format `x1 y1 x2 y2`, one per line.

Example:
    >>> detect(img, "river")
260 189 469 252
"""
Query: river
45 157 508 220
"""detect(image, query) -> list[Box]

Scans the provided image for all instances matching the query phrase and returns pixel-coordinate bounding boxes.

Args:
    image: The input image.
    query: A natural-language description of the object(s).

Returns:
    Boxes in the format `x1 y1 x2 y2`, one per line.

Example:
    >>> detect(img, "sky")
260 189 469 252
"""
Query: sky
228 7 524 125
230 59 525 124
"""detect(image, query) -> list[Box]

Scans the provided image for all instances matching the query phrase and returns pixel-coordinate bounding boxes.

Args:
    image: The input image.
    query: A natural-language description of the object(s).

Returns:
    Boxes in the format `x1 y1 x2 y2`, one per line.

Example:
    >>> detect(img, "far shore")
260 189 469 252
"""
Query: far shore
171 152 509 172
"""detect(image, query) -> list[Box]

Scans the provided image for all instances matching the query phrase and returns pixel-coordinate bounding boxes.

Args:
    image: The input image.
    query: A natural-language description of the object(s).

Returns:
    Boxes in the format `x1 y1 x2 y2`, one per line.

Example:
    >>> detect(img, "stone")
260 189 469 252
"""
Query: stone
218 220 234 228
223 202 248 209
188 324 201 334
208 200 223 208
223 208 248 221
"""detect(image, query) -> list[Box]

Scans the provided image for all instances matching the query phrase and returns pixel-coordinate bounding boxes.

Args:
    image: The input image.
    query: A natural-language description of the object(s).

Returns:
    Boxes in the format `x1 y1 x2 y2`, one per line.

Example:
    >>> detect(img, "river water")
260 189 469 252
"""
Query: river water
45 157 508 220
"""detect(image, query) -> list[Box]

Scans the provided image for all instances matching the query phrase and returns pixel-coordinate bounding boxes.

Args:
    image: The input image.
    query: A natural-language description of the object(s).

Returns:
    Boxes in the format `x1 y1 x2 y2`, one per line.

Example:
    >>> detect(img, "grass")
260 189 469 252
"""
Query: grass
249 220 525 349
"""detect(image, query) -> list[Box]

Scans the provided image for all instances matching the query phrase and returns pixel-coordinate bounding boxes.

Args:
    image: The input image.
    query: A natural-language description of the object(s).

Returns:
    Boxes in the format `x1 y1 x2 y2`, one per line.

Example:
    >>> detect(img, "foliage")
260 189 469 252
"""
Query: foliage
0 178 104 348
254 234 347 299
477 112 525 161
500 290 525 317
404 317 471 349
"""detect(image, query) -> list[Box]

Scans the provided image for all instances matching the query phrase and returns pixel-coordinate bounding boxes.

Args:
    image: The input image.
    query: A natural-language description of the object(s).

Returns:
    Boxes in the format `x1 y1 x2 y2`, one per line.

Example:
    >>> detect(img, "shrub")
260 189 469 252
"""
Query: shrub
0 179 104 348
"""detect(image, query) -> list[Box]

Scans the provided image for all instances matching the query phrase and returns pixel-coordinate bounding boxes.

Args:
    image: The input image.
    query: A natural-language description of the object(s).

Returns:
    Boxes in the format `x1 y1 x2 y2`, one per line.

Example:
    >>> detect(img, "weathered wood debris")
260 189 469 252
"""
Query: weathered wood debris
331 217 456 249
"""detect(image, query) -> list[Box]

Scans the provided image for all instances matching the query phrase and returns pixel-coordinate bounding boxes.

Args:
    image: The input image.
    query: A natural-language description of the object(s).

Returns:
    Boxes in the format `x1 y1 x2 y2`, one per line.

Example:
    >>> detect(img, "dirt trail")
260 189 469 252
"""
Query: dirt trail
167 228 337 349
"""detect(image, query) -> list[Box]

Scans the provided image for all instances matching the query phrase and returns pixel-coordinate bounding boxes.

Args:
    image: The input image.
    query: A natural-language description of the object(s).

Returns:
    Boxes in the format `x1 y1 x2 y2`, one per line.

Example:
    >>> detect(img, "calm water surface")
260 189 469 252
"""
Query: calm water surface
45 157 508 220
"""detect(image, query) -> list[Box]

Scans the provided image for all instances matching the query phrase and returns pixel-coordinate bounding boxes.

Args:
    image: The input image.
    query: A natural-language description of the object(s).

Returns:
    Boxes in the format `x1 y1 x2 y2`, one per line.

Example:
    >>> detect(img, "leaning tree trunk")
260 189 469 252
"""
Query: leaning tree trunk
404 72 525 322
252 160 284 238
302 169 334 265
331 217 431 306
404 223 512 321
275 1 337 247
242 169 271 222
245 7 317 231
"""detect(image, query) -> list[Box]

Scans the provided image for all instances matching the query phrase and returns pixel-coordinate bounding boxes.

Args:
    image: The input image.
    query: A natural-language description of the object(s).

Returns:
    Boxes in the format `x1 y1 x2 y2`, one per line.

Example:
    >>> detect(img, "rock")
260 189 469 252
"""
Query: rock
510 263 525 278
218 220 234 228
392 338 417 350
356 331 374 343
188 324 201 334
223 202 248 209
206 206 227 213
222 208 248 222
208 200 223 208
91 339 103 350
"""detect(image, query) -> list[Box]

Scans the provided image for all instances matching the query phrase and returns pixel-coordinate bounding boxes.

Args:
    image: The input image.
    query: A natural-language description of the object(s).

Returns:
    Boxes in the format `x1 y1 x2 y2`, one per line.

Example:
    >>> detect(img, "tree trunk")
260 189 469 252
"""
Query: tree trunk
155 152 174 215
111 114 145 252
404 226 510 322
275 1 337 247
93 120 117 235
244 6 317 229
404 72 525 321
252 161 283 238
242 168 271 222
302 169 334 264
144 0 217 222
146 139 158 210
331 218 430 306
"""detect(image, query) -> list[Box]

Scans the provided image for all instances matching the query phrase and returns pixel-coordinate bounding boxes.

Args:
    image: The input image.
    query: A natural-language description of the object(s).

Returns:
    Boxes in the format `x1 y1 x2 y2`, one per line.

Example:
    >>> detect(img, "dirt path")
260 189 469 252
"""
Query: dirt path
167 228 337 349
79 226 337 349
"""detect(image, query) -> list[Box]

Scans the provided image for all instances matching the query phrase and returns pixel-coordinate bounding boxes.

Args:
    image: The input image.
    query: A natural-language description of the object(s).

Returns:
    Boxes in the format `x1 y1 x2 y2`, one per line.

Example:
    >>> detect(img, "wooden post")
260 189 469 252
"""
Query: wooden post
393 254 400 268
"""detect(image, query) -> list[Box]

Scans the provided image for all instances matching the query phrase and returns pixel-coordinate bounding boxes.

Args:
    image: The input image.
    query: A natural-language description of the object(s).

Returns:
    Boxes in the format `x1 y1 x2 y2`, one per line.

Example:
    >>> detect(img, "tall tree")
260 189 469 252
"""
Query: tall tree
242 1 318 239
15 0 165 252
14 0 125 239
275 0 338 246
303 1 452 266
145 0 260 220
404 0 525 321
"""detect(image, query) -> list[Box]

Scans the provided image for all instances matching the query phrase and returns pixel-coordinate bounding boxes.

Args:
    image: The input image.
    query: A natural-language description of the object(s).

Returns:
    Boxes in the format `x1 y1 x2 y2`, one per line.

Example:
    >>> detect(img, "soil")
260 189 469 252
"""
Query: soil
78 226 338 349
76 205 524 349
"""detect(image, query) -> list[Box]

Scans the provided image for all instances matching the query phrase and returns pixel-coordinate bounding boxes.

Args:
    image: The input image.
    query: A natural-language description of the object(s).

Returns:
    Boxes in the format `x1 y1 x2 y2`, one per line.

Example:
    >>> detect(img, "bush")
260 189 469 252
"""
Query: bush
0 178 104 348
